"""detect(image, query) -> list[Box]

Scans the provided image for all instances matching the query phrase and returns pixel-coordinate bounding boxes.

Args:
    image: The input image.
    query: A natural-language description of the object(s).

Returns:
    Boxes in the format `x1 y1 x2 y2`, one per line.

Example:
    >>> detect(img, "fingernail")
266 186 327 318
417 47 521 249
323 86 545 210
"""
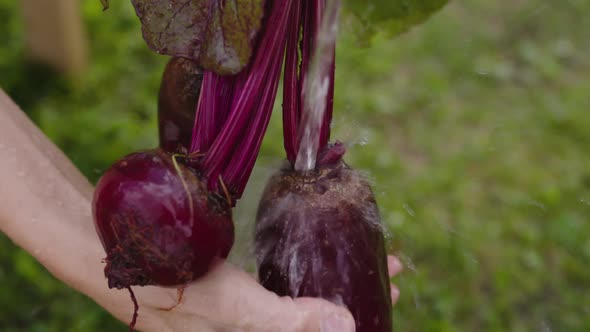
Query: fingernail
321 313 355 332
391 285 400 304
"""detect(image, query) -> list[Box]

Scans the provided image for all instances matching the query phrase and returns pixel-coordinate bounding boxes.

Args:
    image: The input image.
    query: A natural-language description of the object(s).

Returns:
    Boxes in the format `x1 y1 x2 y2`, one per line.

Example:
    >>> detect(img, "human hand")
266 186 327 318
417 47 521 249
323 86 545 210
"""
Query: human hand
114 255 401 332
0 89 401 331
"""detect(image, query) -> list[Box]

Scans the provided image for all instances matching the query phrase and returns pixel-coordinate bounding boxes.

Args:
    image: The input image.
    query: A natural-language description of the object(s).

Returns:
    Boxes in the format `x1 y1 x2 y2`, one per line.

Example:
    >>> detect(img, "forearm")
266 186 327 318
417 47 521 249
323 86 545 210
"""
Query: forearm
0 89 163 330
0 89 95 280
0 89 361 332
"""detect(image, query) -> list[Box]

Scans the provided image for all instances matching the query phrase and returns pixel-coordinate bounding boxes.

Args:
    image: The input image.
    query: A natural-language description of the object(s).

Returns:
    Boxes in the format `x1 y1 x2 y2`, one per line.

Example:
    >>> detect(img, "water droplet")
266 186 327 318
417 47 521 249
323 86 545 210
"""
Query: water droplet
526 199 546 211
399 253 417 272
403 203 415 217
357 136 369 146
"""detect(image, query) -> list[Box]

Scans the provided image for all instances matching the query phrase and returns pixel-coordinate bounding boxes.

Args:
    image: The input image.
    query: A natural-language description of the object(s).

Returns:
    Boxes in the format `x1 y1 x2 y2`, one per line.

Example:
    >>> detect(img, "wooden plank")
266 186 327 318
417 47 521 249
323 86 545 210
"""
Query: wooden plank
20 0 88 76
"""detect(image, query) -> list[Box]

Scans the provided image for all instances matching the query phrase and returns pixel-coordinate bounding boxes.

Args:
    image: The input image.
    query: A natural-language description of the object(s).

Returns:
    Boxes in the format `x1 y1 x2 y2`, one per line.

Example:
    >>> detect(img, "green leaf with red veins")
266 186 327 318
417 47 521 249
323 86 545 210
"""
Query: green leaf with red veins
343 0 449 40
130 0 266 75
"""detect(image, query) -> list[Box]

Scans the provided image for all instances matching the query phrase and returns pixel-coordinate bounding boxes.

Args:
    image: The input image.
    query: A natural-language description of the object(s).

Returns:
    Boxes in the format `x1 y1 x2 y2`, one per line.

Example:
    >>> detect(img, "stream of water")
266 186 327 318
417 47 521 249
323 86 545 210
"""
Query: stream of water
294 0 341 172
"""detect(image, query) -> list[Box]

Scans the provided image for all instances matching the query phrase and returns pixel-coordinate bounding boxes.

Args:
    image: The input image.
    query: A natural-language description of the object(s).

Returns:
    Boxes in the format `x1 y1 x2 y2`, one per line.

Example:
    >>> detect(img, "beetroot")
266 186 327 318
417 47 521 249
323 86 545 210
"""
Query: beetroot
92 148 233 289
255 161 392 331
158 57 202 153
93 2 294 329
254 1 393 330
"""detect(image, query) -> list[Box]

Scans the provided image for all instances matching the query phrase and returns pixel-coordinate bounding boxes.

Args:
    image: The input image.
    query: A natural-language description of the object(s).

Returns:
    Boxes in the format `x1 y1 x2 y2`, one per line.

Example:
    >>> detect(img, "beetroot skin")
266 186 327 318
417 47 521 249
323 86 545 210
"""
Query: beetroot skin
93 149 233 289
255 161 392 331
158 57 203 153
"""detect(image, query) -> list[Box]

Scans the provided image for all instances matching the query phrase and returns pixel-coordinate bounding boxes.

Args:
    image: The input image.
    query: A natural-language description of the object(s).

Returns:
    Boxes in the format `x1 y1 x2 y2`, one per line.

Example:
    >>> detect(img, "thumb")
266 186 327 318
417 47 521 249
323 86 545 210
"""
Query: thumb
277 297 356 332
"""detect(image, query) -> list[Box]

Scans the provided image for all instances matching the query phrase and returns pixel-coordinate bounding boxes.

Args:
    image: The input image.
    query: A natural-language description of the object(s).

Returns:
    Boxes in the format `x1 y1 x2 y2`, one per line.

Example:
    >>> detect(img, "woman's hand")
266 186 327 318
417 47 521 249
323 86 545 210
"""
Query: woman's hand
0 89 401 332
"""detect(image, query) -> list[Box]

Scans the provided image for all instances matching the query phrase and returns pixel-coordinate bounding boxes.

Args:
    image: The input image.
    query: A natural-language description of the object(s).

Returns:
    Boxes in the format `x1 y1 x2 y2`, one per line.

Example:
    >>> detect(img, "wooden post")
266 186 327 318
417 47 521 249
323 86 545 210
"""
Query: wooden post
20 0 89 76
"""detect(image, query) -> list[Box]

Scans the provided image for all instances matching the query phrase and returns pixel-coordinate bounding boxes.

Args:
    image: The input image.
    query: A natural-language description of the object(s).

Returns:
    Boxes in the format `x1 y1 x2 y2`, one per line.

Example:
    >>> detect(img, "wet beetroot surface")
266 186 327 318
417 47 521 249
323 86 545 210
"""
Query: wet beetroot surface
93 149 233 288
158 57 203 153
255 162 392 331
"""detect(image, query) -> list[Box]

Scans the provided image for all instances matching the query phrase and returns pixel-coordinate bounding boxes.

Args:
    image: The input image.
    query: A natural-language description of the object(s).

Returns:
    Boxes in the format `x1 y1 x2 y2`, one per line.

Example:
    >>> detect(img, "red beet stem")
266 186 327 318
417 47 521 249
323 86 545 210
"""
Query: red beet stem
320 53 336 151
283 0 303 165
187 0 293 199
190 72 236 154
221 48 286 197
314 0 337 150
282 0 338 169
127 286 139 332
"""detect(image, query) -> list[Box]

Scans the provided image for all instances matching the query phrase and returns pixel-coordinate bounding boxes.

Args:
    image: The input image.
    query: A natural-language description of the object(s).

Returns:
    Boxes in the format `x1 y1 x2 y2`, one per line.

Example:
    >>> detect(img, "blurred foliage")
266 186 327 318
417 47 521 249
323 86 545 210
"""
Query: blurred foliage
343 0 449 40
1 0 590 331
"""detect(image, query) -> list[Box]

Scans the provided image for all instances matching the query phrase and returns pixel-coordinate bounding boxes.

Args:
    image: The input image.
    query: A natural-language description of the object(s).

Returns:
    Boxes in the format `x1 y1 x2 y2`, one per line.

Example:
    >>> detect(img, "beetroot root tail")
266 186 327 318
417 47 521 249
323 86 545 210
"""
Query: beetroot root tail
127 286 139 332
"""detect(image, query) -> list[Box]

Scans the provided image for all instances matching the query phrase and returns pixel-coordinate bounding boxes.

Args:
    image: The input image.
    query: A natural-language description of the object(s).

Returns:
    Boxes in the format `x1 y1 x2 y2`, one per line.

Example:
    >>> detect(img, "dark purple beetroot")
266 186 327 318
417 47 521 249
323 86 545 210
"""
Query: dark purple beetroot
158 57 203 153
255 161 392 332
93 148 233 289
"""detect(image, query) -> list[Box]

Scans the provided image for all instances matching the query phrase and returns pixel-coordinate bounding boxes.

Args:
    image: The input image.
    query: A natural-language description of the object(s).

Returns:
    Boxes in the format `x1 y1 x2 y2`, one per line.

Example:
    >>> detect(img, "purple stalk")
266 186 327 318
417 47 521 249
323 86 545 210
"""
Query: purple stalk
282 0 303 165
222 49 285 196
190 73 236 153
312 0 337 153
189 0 293 199
295 0 341 171
282 0 339 170
320 54 336 151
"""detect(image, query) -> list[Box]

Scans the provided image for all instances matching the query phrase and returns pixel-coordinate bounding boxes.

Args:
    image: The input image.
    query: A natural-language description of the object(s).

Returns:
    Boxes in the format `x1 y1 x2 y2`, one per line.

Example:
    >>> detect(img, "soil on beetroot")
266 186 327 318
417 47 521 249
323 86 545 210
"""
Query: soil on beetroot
93 149 234 289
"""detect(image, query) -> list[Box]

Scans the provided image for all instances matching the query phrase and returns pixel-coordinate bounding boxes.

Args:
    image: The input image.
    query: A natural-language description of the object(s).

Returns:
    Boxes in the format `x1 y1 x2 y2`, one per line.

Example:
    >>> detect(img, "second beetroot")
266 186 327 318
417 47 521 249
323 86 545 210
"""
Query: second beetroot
255 161 392 331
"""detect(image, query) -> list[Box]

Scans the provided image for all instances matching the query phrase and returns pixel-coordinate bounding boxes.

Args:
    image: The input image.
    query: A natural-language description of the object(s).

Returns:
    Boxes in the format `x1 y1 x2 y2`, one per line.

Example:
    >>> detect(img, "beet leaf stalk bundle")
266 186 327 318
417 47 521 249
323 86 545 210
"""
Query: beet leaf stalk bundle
254 1 393 331
92 1 292 330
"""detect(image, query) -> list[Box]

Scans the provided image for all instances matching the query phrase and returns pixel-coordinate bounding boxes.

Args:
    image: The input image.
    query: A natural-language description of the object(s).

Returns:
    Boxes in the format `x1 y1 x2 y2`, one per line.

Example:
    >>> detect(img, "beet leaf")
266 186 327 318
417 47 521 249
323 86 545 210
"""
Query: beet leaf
130 0 267 75
343 0 449 39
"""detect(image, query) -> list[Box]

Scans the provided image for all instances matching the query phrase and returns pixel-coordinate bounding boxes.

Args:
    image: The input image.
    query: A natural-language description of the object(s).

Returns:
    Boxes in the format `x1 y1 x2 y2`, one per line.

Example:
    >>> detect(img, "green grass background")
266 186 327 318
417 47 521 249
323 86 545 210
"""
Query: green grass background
1 0 590 331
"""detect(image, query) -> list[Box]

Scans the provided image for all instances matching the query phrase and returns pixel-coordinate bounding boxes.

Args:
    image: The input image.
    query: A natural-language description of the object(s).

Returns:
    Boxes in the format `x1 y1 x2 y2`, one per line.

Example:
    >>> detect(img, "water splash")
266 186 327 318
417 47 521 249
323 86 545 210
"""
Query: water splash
403 203 416 218
294 0 341 171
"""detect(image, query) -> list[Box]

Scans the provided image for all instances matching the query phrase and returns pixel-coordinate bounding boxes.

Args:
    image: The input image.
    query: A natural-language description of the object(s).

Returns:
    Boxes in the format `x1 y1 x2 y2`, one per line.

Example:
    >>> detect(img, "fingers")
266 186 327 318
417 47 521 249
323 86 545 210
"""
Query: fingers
132 261 353 332
277 255 404 331
388 255 403 306
387 255 403 277
390 284 400 305
291 297 355 332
